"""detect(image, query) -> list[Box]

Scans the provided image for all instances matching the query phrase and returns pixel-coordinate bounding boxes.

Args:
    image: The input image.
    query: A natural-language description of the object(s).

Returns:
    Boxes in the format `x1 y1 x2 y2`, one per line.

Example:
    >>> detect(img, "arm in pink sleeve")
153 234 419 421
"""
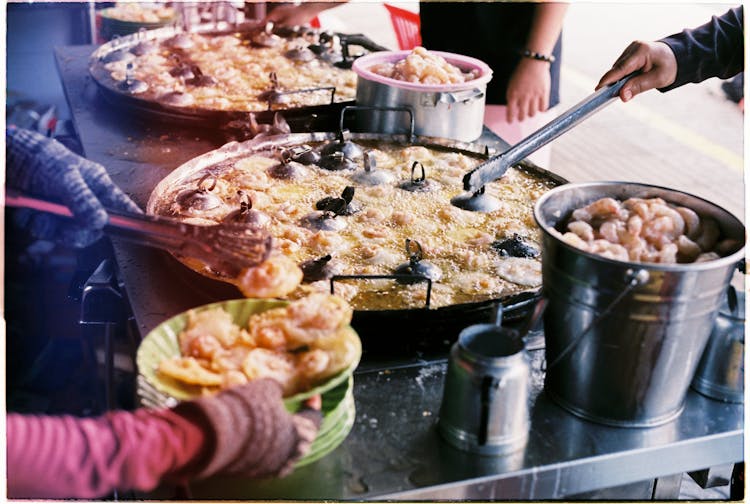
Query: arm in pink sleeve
7 408 205 499
7 379 321 500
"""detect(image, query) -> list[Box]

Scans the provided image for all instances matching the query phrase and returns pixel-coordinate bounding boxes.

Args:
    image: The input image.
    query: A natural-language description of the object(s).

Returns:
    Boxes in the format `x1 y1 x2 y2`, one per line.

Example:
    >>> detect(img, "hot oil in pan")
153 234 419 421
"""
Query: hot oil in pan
147 136 560 349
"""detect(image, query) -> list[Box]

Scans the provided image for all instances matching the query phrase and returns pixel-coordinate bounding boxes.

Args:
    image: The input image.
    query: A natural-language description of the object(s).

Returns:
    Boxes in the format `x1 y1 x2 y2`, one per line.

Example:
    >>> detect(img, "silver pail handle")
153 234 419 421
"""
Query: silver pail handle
546 268 650 371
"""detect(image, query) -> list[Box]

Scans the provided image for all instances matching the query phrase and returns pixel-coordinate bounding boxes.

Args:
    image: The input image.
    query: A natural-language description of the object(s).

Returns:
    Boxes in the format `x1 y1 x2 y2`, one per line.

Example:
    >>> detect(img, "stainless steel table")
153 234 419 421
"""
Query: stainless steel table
55 45 743 500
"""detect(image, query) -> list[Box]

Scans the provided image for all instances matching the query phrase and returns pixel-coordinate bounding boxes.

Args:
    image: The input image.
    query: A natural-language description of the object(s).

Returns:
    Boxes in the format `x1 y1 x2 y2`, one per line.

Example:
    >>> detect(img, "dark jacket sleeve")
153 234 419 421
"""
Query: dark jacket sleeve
658 6 743 91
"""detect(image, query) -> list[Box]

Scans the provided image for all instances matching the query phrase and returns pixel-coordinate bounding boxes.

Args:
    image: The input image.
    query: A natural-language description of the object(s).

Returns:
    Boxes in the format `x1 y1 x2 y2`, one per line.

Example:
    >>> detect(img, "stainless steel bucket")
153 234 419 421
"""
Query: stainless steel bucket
533 182 745 427
351 51 492 142
438 316 531 454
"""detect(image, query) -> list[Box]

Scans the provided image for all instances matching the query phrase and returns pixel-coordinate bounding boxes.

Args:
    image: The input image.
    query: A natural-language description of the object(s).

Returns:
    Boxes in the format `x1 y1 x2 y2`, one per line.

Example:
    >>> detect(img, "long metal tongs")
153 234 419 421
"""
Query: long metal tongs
463 73 637 193
5 190 273 276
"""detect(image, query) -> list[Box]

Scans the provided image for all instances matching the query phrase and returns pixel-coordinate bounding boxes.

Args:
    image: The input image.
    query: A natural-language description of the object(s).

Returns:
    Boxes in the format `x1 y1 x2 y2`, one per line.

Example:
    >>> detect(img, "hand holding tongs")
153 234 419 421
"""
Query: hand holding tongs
462 73 638 193
6 190 273 277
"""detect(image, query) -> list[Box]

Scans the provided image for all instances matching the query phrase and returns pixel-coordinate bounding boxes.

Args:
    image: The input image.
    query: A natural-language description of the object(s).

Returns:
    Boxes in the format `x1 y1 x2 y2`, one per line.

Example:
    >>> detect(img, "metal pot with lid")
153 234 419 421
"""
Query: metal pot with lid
351 49 493 142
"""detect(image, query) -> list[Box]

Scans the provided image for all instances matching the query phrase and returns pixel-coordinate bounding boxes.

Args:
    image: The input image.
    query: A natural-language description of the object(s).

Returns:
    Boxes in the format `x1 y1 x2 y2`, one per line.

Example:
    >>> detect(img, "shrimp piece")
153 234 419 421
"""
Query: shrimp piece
282 293 353 347
589 240 629 262
651 203 685 237
222 370 249 388
308 230 345 254
237 255 303 298
277 239 301 255
495 257 542 287
624 198 653 221
296 349 331 380
567 221 595 242
362 227 389 239
359 208 388 224
657 243 678 264
642 216 677 247
462 250 489 269
695 217 721 252
279 227 310 250
158 357 224 387
181 307 241 350
391 211 414 226
466 231 494 248
438 206 460 223
361 245 400 266
559 231 589 250
676 206 701 239
598 219 624 244
315 328 360 375
241 348 298 396
626 215 643 236
623 236 649 262
185 334 223 360
572 197 624 223
211 346 252 373
676 235 702 262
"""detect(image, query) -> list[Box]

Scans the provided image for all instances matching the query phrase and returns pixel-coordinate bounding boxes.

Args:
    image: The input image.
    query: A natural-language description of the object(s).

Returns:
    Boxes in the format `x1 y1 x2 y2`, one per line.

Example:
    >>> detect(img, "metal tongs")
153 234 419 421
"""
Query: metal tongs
462 73 637 193
6 190 273 277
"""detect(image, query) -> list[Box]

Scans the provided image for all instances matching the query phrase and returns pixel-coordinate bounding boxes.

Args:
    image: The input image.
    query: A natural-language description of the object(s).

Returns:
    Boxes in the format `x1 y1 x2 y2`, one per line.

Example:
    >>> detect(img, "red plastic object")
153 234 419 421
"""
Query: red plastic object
310 15 321 28
383 3 421 50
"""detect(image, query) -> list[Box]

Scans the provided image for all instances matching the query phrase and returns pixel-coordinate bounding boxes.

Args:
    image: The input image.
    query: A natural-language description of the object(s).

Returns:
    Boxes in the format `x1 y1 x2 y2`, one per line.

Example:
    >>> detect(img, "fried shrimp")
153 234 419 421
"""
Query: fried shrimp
237 255 304 298
157 295 359 397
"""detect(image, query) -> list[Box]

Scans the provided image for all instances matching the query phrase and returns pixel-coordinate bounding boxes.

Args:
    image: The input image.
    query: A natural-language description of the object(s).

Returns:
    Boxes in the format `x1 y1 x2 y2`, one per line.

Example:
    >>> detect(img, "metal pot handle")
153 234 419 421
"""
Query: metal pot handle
340 105 415 141
437 88 485 105
545 268 650 371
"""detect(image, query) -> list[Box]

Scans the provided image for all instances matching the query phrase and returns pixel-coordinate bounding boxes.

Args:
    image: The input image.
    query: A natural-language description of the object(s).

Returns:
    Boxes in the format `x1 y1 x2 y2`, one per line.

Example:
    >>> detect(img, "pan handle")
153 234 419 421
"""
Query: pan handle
339 105 415 141
463 72 638 192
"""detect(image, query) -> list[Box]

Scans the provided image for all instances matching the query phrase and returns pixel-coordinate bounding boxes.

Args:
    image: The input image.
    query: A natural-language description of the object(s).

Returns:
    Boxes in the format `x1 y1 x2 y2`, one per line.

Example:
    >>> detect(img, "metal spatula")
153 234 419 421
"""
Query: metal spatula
462 73 636 193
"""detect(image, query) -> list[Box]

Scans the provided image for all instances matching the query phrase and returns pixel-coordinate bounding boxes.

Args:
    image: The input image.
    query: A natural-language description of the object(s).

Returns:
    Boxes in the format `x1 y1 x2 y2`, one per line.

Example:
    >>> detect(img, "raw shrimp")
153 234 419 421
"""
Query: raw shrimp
567 220 594 242
676 206 701 239
571 197 625 223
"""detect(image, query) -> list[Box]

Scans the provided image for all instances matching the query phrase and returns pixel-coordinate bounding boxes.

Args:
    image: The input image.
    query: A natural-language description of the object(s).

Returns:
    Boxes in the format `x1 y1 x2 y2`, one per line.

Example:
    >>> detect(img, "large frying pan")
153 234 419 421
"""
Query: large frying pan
88 23 388 131
146 130 567 352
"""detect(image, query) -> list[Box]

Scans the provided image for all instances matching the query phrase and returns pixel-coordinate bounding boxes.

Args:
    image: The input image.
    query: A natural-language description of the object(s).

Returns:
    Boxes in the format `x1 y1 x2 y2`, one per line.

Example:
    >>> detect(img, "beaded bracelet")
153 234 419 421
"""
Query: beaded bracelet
519 49 556 63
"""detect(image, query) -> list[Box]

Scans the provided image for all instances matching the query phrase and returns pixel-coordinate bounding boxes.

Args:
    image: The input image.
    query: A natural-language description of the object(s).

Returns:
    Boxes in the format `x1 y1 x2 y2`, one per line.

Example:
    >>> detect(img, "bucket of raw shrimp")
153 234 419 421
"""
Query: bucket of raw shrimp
533 182 745 427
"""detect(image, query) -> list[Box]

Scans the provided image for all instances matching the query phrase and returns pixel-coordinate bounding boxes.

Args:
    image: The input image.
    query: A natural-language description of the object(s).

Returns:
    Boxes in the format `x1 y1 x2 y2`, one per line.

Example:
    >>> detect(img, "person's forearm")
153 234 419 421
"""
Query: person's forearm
659 6 743 91
7 410 205 499
524 3 569 55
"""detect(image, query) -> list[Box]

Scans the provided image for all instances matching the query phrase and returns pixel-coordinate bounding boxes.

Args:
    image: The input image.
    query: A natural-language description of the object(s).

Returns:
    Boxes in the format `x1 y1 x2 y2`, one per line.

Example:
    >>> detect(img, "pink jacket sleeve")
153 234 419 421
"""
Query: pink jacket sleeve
7 408 205 499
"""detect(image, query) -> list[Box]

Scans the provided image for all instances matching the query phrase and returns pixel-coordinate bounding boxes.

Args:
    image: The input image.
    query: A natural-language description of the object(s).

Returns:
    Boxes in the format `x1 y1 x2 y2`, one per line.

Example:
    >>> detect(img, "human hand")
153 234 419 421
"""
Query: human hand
174 379 322 480
596 40 678 102
263 2 336 27
506 58 552 122
6 128 142 247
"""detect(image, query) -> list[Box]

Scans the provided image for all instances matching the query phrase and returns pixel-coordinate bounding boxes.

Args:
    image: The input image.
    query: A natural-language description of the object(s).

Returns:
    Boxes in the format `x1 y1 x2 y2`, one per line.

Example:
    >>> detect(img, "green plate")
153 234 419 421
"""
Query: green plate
296 391 356 467
135 298 362 410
